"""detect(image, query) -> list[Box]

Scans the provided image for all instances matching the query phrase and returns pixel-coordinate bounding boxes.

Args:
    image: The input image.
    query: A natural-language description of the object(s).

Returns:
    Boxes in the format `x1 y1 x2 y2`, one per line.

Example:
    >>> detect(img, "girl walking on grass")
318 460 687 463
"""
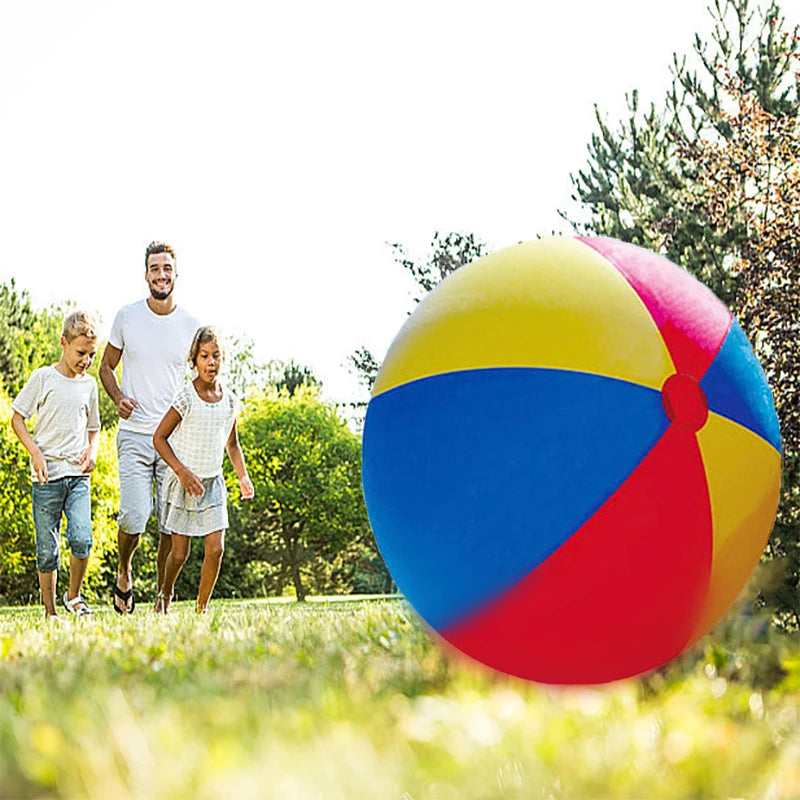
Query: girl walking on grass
153 326 254 613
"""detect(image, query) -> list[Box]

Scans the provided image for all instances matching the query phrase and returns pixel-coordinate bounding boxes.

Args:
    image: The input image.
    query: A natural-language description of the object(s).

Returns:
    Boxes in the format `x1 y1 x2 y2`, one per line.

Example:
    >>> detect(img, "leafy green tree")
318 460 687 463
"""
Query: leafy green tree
389 231 488 302
268 359 320 396
89 348 120 431
226 335 270 398
566 0 799 628
0 388 37 603
229 385 374 601
225 335 319 399
0 281 62 397
349 347 381 393
349 231 488 392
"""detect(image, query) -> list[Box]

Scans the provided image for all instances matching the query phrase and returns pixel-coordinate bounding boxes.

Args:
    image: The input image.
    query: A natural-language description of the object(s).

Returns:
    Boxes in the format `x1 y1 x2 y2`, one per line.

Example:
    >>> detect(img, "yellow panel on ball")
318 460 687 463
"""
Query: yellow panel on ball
373 237 677 397
688 412 782 643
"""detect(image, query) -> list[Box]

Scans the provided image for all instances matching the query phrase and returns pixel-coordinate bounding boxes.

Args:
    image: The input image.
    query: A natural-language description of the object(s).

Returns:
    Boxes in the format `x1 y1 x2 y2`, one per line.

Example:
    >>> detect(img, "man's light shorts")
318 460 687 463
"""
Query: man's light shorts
117 429 169 535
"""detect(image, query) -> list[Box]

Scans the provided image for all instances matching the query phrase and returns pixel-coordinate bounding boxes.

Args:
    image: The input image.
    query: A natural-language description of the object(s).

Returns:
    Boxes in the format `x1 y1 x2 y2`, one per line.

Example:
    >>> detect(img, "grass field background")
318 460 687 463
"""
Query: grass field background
1 597 798 799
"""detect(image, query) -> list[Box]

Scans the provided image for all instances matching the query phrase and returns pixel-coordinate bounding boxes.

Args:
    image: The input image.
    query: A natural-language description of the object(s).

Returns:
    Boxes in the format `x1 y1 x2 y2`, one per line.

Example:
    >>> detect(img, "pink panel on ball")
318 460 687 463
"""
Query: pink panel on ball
441 427 713 684
577 237 732 380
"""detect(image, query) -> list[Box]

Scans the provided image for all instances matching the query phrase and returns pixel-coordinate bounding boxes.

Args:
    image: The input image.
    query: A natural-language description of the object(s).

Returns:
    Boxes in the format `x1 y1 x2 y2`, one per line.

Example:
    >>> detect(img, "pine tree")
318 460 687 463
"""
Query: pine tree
566 0 799 628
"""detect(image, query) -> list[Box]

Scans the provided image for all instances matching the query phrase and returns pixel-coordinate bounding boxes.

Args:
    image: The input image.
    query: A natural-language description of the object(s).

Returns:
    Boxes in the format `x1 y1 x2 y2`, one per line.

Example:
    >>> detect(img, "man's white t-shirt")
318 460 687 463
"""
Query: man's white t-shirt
108 300 200 436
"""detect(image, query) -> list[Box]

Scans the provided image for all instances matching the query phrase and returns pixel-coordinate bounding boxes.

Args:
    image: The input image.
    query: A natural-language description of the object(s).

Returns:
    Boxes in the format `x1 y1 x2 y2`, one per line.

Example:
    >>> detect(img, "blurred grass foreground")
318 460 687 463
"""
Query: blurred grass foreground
1 597 798 799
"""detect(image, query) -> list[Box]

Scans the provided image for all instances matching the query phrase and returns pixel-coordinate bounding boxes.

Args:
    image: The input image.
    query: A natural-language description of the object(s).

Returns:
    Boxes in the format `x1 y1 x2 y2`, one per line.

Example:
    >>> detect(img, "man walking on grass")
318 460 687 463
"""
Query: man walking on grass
100 241 199 613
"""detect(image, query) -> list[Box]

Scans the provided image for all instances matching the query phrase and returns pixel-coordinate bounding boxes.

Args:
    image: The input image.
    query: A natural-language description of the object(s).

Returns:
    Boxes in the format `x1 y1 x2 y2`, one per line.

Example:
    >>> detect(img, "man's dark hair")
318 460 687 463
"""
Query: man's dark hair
144 241 176 268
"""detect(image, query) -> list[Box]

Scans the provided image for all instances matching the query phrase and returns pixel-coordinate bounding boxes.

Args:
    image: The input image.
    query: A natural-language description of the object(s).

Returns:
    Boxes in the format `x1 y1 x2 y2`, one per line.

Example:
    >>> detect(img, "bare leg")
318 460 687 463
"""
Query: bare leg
154 532 173 612
197 530 225 613
159 534 191 613
67 554 89 601
115 529 141 612
39 570 57 617
155 532 173 595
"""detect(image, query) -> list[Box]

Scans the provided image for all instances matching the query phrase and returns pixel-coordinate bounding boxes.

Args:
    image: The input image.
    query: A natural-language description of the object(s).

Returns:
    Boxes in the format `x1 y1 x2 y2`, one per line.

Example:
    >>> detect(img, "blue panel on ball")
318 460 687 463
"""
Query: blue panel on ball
700 320 782 453
362 367 670 630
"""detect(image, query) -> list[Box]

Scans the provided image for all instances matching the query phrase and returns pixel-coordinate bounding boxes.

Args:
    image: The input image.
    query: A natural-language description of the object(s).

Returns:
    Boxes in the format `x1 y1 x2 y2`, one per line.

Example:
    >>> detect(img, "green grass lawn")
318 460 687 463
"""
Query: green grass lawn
1 597 798 799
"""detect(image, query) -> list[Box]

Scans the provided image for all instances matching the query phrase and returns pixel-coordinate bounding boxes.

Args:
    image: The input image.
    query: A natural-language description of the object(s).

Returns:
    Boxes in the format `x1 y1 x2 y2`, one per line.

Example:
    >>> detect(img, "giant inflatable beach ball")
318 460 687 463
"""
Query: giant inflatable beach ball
362 236 782 684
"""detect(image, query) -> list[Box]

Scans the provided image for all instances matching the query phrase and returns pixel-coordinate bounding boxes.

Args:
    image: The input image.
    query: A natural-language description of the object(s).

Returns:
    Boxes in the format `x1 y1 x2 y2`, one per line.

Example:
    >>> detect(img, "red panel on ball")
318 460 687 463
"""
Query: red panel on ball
441 427 713 684
577 237 732 381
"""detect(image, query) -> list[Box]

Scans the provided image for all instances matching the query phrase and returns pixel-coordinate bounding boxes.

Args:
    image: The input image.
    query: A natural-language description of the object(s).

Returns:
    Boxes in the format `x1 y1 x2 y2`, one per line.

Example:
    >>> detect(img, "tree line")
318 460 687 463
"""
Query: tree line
0 284 390 605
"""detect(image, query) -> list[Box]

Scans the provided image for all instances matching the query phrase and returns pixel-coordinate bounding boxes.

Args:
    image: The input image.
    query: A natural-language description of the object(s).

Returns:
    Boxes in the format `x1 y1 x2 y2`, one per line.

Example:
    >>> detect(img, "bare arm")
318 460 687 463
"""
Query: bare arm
79 430 100 474
226 418 254 499
99 343 139 420
153 408 204 497
11 411 47 483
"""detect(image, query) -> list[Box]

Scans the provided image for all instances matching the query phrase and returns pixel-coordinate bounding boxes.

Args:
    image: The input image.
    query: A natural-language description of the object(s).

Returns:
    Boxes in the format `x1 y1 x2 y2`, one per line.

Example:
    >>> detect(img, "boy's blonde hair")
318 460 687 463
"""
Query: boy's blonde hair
187 326 225 367
62 311 98 342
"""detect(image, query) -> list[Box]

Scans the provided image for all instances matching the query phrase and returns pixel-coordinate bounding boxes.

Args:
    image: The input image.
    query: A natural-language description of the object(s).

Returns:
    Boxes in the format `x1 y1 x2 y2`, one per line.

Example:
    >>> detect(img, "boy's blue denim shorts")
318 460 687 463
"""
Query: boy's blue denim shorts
32 476 92 572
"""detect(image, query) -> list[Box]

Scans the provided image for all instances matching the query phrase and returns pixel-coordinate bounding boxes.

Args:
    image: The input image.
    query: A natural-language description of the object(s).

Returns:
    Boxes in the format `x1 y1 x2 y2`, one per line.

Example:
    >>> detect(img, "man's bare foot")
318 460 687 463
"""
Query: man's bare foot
155 591 173 614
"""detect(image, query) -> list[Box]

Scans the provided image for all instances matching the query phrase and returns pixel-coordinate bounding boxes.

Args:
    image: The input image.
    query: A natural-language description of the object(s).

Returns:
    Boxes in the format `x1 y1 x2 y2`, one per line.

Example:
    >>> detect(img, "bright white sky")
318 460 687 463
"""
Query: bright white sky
0 0 716 407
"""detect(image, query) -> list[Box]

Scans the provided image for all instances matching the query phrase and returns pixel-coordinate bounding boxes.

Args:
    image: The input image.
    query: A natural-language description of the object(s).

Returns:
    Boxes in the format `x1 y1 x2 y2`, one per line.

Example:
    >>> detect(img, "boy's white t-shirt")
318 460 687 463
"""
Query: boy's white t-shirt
108 300 200 436
11 366 101 482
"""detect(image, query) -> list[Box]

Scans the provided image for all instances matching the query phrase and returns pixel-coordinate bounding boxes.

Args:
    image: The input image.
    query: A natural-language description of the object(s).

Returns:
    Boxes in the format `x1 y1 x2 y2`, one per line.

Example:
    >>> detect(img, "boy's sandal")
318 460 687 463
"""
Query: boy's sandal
113 583 135 614
63 592 93 617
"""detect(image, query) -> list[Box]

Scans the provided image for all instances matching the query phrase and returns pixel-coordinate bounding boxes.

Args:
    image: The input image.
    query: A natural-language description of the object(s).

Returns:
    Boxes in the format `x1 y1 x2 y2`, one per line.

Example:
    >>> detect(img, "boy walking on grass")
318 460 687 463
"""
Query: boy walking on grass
10 311 101 619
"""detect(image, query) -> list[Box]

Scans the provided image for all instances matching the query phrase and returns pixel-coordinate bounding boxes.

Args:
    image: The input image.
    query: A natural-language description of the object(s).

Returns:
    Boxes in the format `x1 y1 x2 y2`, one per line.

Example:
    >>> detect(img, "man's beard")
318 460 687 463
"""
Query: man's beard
149 282 174 301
